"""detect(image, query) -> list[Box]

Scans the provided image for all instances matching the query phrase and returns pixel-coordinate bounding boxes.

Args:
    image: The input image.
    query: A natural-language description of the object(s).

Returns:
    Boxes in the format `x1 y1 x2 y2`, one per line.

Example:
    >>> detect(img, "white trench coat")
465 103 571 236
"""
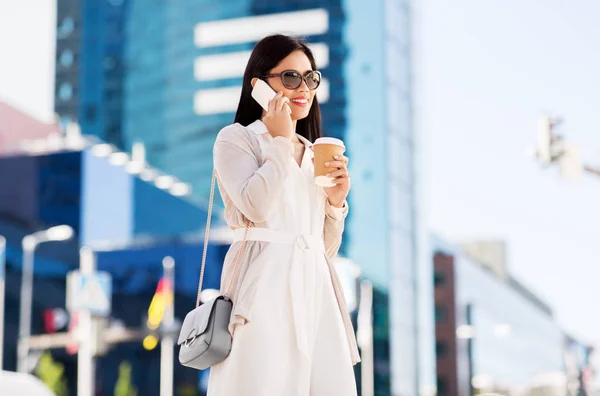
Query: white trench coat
207 120 360 395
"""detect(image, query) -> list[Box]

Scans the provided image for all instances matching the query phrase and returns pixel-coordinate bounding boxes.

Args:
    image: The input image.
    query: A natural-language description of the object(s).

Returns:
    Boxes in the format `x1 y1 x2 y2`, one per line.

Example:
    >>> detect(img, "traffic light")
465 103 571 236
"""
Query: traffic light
537 116 554 165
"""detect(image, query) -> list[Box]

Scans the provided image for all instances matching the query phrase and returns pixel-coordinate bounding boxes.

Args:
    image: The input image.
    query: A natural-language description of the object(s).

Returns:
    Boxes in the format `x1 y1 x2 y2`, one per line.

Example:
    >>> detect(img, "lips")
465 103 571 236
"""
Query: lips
291 97 309 107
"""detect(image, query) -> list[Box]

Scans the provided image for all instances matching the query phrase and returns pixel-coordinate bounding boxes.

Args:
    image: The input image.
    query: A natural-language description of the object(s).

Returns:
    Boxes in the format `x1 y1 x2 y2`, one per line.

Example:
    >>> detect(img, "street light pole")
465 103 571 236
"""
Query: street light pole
78 246 96 396
17 236 36 373
17 225 74 373
160 256 175 396
0 235 6 371
357 280 374 396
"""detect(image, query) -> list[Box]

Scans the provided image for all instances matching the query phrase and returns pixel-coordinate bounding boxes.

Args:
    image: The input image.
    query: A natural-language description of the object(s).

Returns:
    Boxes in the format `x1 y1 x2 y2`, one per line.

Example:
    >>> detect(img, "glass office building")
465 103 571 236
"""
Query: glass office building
433 238 566 395
56 0 432 394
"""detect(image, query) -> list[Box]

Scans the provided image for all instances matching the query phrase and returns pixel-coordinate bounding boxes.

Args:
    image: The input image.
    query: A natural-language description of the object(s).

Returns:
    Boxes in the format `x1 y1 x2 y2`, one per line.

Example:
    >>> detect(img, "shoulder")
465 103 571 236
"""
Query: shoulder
216 123 252 144
214 123 261 158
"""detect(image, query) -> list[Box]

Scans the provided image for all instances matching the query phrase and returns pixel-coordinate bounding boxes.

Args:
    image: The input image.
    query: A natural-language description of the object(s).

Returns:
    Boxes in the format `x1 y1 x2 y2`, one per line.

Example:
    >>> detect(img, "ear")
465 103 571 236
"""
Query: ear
251 77 258 88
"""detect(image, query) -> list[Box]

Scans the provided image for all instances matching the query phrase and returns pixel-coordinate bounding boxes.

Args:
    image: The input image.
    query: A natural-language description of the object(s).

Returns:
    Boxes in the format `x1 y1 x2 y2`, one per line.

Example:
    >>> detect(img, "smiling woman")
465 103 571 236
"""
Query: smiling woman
184 34 358 396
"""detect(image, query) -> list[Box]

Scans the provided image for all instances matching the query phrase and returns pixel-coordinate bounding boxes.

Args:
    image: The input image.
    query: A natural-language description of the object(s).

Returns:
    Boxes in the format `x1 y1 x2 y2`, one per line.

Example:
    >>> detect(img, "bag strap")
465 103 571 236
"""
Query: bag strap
196 169 251 308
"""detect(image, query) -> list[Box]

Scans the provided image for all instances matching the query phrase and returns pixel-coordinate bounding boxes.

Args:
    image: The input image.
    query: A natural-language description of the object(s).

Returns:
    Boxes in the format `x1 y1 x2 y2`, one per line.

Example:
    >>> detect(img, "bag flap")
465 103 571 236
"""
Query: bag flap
177 298 221 345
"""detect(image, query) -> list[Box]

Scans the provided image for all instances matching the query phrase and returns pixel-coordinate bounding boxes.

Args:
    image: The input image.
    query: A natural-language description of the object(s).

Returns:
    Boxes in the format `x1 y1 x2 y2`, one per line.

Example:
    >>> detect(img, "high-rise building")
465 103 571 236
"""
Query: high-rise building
54 0 128 147
55 0 432 394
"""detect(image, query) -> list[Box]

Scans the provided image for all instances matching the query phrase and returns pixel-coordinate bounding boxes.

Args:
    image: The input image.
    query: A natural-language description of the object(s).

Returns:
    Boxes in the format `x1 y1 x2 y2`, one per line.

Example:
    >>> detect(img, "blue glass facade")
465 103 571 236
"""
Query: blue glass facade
55 0 127 147
344 0 429 394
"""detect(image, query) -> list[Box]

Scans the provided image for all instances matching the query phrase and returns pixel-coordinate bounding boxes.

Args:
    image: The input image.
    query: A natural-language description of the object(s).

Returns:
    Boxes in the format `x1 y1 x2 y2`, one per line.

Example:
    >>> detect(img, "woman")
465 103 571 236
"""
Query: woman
208 34 360 395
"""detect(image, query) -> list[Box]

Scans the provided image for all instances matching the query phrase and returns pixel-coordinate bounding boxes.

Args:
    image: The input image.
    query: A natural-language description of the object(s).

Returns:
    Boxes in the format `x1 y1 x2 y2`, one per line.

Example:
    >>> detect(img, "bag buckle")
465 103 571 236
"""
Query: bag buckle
184 328 199 348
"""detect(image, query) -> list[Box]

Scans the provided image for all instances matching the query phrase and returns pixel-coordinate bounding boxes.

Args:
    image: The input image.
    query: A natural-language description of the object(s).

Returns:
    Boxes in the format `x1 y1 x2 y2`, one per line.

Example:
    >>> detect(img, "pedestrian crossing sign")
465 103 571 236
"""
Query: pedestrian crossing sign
66 270 112 316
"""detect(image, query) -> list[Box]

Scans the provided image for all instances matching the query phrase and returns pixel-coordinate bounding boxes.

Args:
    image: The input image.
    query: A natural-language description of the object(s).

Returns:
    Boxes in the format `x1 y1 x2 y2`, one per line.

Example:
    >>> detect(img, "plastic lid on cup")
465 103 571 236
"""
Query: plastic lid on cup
313 137 345 149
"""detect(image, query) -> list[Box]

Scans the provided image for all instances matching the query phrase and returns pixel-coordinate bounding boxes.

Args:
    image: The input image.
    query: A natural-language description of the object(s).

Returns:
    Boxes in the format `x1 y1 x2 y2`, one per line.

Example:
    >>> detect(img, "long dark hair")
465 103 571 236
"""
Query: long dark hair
234 35 323 143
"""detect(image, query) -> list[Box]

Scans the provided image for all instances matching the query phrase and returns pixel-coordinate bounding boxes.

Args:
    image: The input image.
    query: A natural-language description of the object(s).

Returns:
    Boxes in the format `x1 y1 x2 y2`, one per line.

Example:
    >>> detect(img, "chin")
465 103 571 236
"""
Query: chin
292 110 311 121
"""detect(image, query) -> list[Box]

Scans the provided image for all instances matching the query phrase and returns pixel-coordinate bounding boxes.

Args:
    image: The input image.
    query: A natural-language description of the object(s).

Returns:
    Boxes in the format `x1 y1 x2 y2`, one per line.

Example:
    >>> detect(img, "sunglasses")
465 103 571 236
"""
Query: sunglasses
261 70 322 90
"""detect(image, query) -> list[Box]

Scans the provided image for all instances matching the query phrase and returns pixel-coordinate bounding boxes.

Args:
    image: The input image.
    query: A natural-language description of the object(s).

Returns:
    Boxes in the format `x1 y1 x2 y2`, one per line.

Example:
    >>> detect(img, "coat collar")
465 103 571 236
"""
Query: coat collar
247 119 269 135
247 120 314 152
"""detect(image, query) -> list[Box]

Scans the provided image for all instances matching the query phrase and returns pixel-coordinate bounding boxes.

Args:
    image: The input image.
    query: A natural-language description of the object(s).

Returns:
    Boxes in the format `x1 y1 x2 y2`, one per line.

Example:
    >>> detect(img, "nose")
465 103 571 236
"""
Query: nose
297 78 310 92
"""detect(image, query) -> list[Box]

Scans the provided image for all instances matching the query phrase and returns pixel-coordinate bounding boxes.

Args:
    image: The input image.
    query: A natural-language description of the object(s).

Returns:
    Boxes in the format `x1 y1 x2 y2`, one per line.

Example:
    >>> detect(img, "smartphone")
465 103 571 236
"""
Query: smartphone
251 79 277 111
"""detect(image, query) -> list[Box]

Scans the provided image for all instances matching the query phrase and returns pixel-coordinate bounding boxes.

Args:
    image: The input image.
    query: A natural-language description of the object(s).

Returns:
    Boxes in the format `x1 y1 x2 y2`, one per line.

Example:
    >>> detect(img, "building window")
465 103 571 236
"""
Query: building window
435 341 448 357
57 17 74 39
59 50 74 67
437 377 447 395
434 270 445 286
435 305 446 323
103 56 117 70
85 105 97 123
58 83 73 101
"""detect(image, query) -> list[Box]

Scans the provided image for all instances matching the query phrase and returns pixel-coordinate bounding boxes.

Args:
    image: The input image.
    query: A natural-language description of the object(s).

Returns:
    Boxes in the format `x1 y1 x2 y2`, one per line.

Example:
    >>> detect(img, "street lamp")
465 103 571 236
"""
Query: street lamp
17 225 74 373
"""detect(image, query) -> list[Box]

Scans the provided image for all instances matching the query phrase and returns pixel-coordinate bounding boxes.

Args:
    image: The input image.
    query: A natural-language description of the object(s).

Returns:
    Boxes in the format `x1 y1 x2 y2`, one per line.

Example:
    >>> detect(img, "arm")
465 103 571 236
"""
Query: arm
214 135 295 224
323 199 349 260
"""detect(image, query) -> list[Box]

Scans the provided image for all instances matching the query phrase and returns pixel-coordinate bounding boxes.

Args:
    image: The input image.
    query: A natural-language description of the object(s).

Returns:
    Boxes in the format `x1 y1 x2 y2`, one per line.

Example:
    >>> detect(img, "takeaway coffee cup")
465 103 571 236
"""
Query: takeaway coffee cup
313 137 346 187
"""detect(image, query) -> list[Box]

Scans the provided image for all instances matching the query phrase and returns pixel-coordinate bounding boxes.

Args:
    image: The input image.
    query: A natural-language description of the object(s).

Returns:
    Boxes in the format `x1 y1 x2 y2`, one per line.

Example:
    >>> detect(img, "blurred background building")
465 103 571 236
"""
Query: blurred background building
0 102 234 392
432 236 596 396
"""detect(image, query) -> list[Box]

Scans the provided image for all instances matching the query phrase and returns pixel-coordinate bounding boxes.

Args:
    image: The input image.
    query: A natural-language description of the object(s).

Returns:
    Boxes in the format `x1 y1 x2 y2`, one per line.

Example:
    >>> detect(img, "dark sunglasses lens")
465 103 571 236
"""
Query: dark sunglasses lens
305 72 321 90
282 71 302 89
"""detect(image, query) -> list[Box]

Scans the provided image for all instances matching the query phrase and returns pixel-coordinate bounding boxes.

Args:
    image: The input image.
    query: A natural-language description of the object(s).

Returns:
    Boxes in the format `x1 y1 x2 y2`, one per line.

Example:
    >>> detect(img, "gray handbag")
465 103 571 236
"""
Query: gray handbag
178 170 251 370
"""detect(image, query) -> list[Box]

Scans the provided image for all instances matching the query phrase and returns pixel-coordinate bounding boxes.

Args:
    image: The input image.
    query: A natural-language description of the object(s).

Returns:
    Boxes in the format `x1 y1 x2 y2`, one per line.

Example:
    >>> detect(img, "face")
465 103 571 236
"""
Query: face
258 50 319 121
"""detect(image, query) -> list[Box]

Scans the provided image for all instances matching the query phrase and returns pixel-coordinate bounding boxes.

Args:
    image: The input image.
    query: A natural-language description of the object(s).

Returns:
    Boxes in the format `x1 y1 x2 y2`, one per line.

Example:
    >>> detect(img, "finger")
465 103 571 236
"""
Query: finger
282 102 292 115
327 169 349 178
324 160 346 169
333 155 349 165
276 96 290 112
331 176 351 186
268 92 281 113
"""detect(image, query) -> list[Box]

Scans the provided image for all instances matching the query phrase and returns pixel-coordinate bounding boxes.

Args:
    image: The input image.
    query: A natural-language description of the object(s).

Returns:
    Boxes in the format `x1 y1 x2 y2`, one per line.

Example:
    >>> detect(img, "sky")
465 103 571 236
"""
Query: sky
415 0 600 346
1 0 599 355
0 0 56 122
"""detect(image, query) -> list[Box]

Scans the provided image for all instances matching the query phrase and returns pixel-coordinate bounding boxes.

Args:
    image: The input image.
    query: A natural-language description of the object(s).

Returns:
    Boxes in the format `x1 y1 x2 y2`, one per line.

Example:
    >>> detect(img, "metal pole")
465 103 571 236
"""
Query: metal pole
584 165 600 177
357 280 374 396
0 236 5 371
78 246 96 396
466 303 475 396
17 236 36 373
160 256 175 396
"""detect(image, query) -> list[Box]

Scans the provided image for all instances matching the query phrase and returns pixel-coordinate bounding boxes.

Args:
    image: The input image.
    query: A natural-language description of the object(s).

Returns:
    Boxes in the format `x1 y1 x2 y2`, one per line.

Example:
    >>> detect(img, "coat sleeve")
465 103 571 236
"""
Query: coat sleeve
323 199 348 260
213 128 295 224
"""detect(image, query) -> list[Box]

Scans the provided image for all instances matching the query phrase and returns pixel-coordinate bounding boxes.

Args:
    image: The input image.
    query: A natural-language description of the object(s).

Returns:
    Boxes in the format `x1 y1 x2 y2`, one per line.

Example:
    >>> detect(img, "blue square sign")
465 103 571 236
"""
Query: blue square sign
67 270 112 316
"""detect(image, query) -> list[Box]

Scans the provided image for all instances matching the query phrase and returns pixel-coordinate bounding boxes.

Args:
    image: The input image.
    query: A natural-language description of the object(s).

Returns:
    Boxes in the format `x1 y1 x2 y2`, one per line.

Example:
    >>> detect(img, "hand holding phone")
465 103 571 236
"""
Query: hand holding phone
252 80 294 140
